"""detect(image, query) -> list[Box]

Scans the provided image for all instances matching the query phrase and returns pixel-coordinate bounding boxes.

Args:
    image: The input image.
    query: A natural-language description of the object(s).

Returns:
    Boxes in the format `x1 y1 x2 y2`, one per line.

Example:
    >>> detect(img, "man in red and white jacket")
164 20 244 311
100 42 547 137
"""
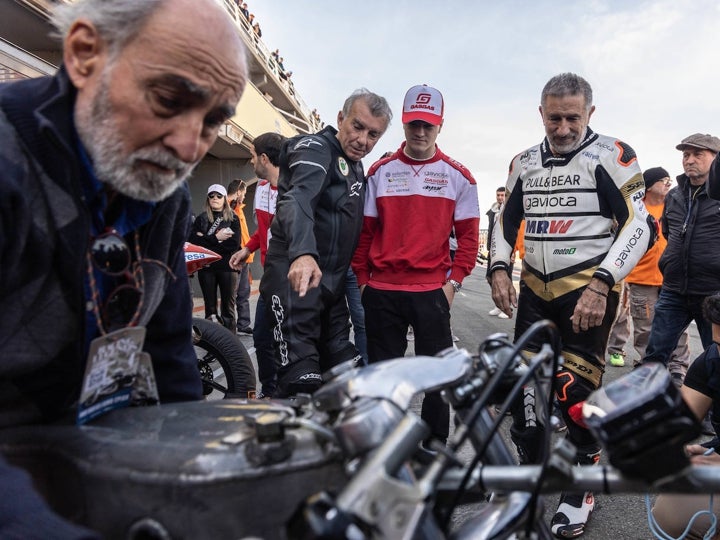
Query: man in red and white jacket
352 84 480 445
230 132 284 397
242 177 277 266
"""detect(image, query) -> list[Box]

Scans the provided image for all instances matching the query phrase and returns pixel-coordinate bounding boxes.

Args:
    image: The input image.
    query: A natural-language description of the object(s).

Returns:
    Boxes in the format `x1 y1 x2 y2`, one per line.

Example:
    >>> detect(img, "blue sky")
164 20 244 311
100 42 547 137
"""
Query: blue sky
248 0 720 227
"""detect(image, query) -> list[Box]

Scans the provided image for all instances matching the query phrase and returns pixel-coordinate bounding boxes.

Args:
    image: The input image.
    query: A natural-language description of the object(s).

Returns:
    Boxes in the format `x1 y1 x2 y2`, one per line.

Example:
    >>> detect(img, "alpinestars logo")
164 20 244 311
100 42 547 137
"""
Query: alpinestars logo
294 138 322 150
349 180 363 197
271 294 289 366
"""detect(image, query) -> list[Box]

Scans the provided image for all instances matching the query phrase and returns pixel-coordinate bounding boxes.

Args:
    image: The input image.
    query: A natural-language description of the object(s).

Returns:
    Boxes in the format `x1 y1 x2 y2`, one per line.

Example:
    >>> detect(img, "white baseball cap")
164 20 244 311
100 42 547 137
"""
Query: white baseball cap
402 84 444 126
207 184 227 197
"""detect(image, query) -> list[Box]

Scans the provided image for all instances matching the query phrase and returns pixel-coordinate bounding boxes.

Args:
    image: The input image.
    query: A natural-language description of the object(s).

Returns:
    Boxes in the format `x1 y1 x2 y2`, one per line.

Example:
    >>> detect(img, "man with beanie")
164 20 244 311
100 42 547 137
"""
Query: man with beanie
352 84 480 447
616 167 689 381
642 134 720 367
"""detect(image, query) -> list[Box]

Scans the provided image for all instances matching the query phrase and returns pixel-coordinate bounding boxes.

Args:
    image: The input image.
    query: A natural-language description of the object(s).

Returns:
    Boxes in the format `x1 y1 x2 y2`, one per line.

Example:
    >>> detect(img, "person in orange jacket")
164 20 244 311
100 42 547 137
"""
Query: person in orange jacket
228 179 254 334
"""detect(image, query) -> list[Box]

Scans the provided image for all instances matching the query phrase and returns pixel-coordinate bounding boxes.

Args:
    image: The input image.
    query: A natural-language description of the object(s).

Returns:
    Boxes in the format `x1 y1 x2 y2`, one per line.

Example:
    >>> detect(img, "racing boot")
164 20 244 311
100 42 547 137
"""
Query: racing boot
551 491 594 538
551 447 600 538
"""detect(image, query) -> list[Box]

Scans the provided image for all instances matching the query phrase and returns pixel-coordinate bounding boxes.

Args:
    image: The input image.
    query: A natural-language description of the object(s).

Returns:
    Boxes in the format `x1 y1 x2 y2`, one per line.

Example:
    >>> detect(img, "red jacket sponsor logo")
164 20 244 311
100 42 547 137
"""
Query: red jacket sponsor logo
424 177 448 185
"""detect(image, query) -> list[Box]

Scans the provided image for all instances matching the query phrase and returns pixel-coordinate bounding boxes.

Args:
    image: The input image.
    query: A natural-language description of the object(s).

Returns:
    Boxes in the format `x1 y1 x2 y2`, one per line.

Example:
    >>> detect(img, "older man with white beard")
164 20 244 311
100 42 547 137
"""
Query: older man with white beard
0 0 247 536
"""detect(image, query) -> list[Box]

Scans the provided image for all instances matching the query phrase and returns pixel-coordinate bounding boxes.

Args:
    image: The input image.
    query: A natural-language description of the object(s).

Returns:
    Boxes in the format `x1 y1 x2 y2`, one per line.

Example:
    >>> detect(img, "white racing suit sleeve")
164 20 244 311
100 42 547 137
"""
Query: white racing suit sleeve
592 142 655 287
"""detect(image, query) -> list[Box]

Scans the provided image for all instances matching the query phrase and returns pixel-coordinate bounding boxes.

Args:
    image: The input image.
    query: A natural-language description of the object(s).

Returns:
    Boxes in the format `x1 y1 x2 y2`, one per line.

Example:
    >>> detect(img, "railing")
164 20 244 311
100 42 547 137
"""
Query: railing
12 0 54 18
219 0 320 134
9 0 320 134
0 37 57 81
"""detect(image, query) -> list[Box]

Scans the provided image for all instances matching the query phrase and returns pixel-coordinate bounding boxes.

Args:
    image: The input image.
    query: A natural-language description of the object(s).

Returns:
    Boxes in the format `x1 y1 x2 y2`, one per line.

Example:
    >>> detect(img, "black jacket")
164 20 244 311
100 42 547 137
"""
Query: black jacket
0 67 202 539
0 68 202 424
189 211 240 272
266 126 365 295
659 174 720 295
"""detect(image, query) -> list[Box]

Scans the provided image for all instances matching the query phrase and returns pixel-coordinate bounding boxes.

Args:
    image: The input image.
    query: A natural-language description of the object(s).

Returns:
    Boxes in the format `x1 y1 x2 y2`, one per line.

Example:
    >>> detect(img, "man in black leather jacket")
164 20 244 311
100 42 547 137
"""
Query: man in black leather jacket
261 89 392 397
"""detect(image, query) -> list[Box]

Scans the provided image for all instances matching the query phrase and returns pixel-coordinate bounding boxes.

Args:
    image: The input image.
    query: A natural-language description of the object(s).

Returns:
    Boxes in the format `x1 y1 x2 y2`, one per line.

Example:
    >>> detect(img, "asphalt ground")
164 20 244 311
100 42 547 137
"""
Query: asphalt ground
196 262 708 539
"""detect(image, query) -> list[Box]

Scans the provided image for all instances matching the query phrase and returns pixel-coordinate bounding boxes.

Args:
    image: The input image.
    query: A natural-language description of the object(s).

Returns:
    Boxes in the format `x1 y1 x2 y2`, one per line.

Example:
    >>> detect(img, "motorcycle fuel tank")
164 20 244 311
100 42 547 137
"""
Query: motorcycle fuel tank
0 399 346 539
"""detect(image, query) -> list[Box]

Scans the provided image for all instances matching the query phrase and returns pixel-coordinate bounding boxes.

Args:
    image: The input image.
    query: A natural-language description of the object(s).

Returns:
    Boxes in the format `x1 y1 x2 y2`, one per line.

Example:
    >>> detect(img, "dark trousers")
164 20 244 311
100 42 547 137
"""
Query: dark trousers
198 268 238 332
643 289 713 364
235 263 251 331
345 268 368 365
510 281 619 462
362 286 453 443
253 294 277 396
260 261 359 397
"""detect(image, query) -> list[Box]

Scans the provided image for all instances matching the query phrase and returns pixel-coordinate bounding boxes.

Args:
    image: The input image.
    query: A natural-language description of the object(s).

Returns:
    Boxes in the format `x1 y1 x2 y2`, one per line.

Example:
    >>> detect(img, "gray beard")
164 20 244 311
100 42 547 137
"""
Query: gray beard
550 127 587 156
75 71 194 202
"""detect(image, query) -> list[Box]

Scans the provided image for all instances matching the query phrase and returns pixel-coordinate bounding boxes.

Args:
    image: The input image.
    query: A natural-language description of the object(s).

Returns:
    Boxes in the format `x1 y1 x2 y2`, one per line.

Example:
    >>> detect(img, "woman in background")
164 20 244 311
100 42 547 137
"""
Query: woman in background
190 184 240 331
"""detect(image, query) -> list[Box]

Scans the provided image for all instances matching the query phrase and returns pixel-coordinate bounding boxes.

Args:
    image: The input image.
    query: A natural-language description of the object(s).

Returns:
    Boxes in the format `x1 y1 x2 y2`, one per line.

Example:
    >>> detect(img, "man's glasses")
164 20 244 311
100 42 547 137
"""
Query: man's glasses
208 192 225 200
87 230 144 334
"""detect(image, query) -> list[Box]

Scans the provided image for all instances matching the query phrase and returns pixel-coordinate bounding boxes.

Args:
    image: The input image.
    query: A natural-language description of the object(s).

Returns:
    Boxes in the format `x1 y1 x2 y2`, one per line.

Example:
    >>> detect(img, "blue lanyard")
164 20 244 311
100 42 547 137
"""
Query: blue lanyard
76 141 155 348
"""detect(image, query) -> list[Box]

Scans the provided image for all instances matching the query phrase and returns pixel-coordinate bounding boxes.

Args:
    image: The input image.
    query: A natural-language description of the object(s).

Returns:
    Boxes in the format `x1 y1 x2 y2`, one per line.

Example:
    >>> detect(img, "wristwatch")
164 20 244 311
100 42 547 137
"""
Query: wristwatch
448 279 462 293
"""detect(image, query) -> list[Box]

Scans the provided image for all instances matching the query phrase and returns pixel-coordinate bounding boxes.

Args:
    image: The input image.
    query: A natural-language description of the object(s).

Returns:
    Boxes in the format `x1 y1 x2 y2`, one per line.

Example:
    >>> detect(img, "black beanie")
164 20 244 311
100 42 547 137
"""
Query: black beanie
643 167 670 190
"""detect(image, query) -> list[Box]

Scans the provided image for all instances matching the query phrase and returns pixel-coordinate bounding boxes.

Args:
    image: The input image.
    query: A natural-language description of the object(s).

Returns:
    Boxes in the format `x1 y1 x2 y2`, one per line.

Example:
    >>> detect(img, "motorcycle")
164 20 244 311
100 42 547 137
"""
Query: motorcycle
0 321 711 539
185 242 256 399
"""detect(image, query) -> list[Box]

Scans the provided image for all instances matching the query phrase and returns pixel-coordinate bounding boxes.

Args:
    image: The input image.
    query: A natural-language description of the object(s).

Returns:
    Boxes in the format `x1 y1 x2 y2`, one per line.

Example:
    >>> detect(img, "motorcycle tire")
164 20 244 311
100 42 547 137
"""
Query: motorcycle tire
192 317 256 399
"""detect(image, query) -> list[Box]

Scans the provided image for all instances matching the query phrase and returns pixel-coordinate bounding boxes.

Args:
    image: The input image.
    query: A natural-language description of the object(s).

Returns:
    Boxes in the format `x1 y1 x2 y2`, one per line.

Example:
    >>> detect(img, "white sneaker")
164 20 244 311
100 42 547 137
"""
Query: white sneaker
488 307 502 316
498 312 509 319
551 491 594 538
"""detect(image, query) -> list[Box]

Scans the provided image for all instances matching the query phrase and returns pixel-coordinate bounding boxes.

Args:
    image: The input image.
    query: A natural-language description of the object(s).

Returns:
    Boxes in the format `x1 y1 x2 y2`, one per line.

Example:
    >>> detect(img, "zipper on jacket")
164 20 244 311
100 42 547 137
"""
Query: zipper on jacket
542 165 551 294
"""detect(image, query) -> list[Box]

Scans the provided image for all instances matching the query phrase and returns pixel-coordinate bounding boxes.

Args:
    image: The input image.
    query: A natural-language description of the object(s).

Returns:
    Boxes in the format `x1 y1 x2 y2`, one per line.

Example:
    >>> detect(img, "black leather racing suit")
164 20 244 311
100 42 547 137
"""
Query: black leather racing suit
260 126 365 396
490 128 656 463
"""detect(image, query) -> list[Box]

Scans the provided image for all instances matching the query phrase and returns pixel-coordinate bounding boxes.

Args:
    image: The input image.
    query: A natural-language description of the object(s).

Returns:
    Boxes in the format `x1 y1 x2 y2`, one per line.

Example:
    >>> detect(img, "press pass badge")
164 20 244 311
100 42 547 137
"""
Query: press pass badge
77 327 149 424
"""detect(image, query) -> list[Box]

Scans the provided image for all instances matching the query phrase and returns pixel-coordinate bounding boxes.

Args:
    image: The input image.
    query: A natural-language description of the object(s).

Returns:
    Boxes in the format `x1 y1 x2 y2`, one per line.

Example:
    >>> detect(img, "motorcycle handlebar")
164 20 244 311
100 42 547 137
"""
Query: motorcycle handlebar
462 463 720 495
312 322 706 539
